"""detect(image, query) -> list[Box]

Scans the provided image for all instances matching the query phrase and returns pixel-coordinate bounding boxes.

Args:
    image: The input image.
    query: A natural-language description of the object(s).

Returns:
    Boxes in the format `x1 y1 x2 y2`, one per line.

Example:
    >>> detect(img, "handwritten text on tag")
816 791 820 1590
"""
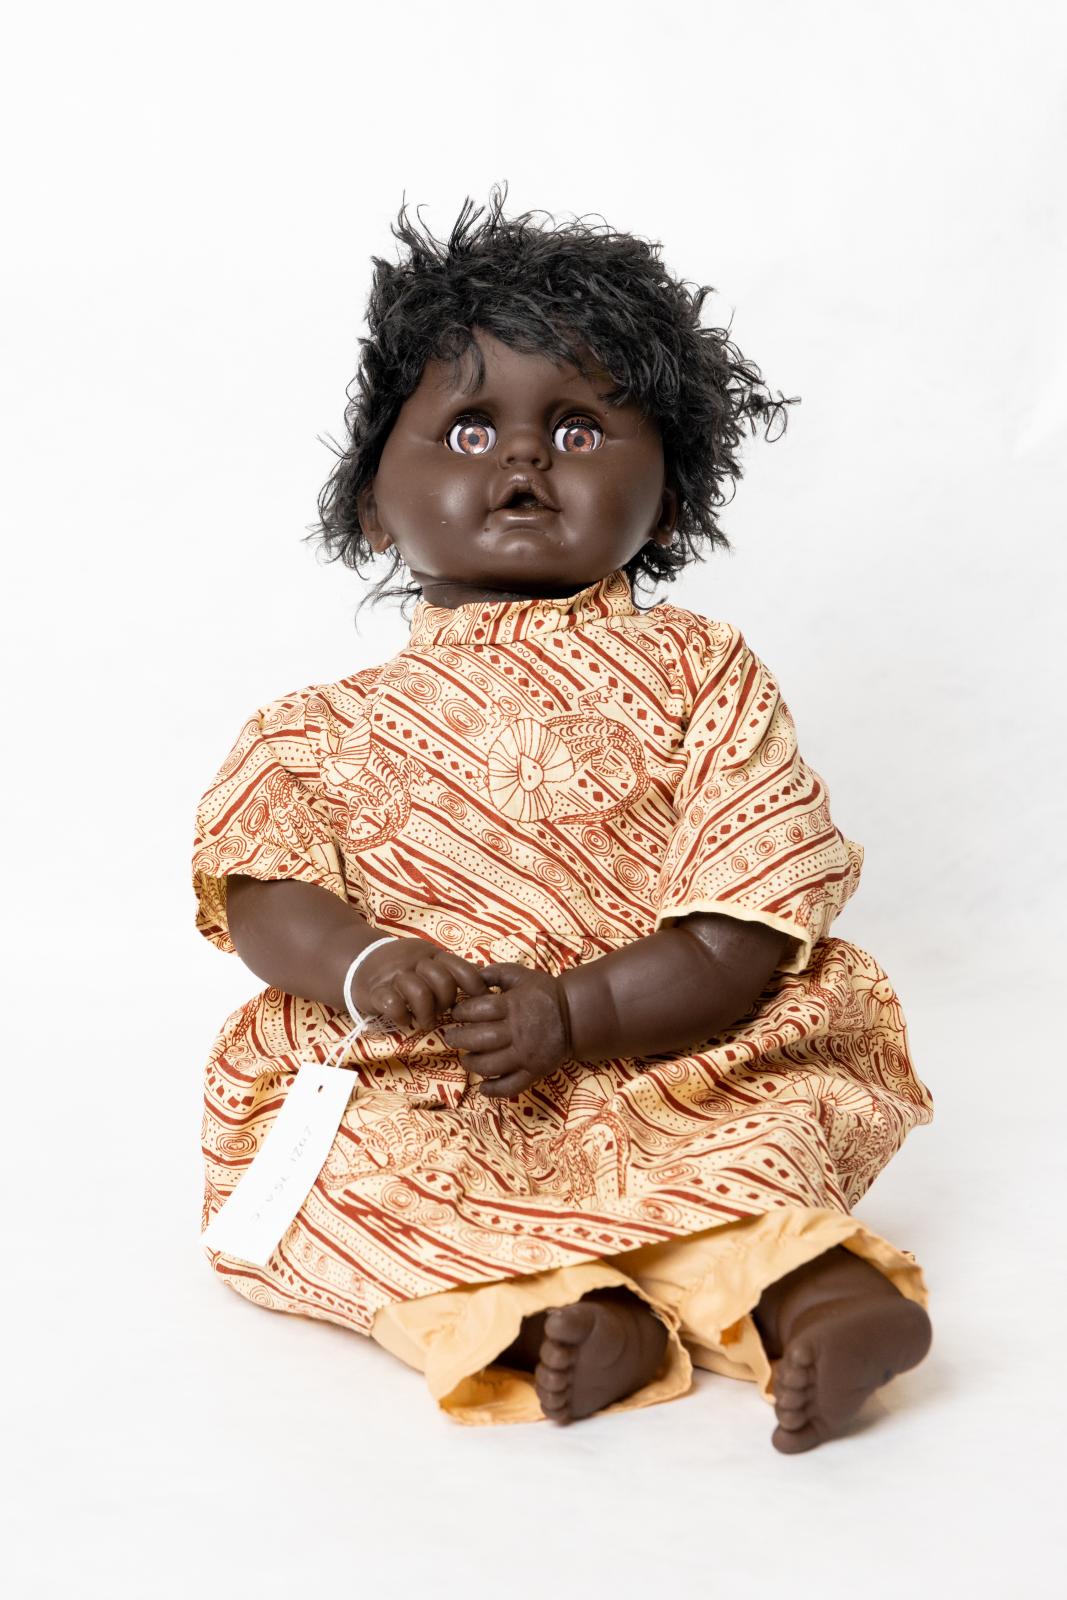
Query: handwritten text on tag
201 1059 355 1267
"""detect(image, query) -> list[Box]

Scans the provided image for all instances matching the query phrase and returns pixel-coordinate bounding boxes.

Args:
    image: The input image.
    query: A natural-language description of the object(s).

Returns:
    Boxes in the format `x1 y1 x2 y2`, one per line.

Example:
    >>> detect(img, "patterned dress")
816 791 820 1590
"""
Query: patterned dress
192 569 932 1333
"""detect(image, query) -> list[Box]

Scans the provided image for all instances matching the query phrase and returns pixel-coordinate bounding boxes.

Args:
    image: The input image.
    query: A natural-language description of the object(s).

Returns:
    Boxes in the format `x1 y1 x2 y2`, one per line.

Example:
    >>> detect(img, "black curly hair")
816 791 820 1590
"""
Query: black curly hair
309 183 796 623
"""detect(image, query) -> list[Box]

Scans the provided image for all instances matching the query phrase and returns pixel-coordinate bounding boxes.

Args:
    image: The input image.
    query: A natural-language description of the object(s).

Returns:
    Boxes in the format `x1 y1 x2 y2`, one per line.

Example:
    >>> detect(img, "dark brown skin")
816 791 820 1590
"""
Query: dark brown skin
226 328 931 1445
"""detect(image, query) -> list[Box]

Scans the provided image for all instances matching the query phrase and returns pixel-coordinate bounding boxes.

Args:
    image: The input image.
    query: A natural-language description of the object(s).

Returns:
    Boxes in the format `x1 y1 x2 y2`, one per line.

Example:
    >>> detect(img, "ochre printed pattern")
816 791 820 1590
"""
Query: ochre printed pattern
192 571 931 1333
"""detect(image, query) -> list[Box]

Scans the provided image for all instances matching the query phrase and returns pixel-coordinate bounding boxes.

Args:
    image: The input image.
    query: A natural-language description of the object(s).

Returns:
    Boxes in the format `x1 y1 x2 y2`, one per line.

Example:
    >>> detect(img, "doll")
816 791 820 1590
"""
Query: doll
192 189 933 1452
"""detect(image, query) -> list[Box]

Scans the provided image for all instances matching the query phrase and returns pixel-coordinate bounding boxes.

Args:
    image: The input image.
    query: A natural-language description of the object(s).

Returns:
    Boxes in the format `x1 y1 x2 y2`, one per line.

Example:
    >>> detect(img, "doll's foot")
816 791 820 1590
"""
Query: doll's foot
500 1289 668 1423
753 1245 932 1454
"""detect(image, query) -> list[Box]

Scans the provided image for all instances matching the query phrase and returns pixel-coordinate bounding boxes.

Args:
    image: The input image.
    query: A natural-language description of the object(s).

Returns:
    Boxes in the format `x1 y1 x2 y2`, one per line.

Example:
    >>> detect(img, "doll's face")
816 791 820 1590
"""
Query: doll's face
358 327 677 609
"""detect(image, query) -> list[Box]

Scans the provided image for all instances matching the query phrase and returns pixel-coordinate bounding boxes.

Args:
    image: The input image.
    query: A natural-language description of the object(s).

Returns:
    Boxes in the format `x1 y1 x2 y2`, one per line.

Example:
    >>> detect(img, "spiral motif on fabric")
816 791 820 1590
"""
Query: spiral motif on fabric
731 855 749 873
483 829 512 857
760 737 787 767
436 919 464 947
756 835 775 856
512 1237 554 1270
217 747 245 780
581 825 612 855
242 1283 280 1308
613 857 648 892
242 797 270 835
382 1180 416 1211
379 900 406 922
882 1041 919 1088
216 837 246 861
533 859 568 887
437 792 468 821
787 823 805 844
690 805 705 827
652 1161 698 1185
402 672 442 705
637 1197 680 1227
442 700 486 736
645 1058 689 1084
217 1131 258 1158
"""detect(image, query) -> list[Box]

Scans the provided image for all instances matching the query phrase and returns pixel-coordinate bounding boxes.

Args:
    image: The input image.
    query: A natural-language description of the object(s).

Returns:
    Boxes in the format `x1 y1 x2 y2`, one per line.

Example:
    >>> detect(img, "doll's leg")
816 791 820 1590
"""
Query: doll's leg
613 1206 931 1454
494 1285 679 1425
370 1261 692 1425
750 1235 931 1454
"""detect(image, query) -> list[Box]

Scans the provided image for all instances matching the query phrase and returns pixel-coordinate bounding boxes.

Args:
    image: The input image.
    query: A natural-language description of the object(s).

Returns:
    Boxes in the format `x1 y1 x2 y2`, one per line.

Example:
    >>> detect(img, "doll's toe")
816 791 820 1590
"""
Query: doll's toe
535 1362 571 1395
537 1339 575 1372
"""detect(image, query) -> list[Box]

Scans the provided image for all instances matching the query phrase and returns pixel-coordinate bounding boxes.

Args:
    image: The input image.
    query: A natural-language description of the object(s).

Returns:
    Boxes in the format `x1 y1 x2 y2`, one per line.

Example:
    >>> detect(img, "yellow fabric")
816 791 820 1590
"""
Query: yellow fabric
370 1204 928 1424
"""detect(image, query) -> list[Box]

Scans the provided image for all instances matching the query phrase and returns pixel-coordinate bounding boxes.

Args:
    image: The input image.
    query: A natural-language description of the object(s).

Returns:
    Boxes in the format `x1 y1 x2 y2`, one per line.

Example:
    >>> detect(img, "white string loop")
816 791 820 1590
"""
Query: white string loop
319 937 400 1071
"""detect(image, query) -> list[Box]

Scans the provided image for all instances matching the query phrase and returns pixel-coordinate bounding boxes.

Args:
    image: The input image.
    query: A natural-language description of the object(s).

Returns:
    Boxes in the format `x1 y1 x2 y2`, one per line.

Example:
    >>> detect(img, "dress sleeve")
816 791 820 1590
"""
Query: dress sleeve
653 627 863 974
191 690 348 954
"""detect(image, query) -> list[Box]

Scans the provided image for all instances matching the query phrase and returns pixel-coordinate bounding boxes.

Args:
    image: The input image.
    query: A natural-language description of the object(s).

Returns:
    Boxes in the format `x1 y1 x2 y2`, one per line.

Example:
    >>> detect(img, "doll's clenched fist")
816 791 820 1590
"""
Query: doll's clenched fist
354 936 488 1032
441 962 572 1098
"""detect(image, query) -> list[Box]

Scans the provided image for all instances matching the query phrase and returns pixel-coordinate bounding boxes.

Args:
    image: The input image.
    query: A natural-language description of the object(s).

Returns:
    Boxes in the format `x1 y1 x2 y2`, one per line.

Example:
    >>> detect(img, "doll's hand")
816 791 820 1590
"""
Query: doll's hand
440 962 571 1098
353 937 489 1033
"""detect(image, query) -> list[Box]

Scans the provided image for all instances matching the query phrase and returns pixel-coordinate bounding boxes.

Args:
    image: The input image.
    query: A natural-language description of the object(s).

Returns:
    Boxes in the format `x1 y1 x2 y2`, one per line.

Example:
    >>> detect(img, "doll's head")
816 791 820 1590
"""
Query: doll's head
310 185 793 619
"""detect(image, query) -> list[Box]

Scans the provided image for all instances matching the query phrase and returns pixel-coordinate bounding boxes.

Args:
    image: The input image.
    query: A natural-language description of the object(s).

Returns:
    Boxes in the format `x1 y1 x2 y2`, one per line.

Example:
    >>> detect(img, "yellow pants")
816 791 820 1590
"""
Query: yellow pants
370 1204 929 1425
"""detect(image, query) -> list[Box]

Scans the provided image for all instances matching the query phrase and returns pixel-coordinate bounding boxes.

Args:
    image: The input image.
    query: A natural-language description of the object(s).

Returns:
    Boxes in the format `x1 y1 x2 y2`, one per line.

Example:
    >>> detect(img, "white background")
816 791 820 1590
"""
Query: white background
3 2 1063 1595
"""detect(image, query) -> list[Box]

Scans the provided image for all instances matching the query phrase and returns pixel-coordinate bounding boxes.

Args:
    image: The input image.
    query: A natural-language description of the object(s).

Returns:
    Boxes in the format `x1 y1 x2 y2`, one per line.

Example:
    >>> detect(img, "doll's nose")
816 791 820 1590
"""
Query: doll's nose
499 427 551 470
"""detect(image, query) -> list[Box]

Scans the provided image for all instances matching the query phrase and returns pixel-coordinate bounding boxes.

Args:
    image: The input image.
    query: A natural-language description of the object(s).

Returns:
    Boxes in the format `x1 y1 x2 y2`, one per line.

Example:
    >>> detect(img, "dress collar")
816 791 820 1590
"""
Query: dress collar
407 568 637 648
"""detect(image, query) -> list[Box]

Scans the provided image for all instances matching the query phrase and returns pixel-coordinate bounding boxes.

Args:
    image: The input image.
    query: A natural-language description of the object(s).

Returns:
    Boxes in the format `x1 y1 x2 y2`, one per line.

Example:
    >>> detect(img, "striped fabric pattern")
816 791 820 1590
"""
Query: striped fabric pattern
192 570 931 1333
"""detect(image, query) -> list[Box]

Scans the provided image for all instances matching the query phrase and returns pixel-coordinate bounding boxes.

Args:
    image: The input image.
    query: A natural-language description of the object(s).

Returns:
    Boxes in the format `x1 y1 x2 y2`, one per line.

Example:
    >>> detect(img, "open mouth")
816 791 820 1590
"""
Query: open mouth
491 476 559 514
495 490 555 513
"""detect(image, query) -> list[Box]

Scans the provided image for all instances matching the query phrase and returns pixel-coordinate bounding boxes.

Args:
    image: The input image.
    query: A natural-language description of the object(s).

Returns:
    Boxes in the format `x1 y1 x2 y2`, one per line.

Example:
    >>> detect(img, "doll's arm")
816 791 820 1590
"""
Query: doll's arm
444 912 792 1096
225 875 487 1028
557 912 791 1062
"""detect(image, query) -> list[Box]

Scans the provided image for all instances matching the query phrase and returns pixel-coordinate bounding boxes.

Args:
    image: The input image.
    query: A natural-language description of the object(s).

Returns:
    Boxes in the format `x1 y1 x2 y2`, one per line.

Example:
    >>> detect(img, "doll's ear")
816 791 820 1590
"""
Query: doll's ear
649 484 679 549
357 480 390 553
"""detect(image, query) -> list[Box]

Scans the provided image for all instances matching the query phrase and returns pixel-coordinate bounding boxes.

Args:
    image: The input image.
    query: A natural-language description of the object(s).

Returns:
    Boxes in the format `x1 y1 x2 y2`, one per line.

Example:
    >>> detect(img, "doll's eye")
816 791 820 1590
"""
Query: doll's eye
447 416 496 455
553 415 603 453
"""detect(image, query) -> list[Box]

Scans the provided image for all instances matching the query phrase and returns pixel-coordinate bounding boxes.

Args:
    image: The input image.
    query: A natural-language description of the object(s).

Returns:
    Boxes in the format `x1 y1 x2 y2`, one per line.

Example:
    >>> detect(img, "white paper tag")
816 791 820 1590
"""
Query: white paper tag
201 1059 356 1267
